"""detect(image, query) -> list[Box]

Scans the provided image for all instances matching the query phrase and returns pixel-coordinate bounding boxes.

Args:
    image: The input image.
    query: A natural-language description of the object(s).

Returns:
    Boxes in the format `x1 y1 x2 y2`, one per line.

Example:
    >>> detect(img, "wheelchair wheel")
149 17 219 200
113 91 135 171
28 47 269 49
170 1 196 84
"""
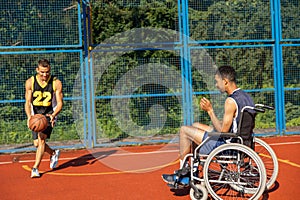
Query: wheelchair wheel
203 143 266 200
254 137 279 190
190 184 208 200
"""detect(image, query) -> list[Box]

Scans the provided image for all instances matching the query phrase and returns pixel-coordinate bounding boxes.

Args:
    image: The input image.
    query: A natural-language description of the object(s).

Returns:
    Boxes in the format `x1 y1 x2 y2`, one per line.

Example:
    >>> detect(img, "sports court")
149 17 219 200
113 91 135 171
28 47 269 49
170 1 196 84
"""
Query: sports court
1 135 300 199
1 1 300 199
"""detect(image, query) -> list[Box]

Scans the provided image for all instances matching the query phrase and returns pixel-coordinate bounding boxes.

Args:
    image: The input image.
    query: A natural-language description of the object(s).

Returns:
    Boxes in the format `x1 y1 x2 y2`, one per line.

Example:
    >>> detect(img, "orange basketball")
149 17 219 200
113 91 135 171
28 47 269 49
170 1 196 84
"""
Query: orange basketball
29 114 48 132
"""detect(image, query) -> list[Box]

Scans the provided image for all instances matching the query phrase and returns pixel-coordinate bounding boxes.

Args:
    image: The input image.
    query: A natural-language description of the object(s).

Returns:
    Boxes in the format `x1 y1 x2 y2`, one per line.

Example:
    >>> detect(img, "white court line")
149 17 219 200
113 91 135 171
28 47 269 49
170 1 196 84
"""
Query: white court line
0 150 178 165
0 157 78 165
1 140 299 165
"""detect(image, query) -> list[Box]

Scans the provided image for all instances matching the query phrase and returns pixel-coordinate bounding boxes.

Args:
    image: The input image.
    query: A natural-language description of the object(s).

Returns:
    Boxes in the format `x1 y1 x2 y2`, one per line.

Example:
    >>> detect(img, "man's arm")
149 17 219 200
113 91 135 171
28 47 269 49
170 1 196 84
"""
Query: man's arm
24 77 33 127
50 79 63 123
200 97 222 131
200 97 236 132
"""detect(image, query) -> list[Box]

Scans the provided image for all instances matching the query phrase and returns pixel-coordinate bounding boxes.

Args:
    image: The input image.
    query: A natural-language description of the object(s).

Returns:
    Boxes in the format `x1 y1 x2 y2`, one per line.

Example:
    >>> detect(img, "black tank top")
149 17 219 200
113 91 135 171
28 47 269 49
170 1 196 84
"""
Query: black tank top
31 75 56 115
228 88 255 133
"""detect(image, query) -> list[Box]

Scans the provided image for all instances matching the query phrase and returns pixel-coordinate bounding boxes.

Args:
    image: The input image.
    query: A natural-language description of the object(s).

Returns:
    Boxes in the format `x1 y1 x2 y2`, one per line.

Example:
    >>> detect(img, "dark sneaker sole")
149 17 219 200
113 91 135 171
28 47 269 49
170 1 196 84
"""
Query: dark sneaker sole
161 175 175 185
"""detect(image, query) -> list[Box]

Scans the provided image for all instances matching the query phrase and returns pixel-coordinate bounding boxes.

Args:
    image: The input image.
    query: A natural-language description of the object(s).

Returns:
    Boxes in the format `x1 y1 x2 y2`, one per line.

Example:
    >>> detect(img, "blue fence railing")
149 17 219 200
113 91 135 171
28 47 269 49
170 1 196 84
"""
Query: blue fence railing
0 0 299 153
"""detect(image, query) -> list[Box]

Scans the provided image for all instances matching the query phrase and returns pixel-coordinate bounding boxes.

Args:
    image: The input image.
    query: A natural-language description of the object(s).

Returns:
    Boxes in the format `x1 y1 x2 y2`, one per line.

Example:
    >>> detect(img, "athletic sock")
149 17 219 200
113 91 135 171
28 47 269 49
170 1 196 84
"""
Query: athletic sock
179 159 183 168
179 159 189 169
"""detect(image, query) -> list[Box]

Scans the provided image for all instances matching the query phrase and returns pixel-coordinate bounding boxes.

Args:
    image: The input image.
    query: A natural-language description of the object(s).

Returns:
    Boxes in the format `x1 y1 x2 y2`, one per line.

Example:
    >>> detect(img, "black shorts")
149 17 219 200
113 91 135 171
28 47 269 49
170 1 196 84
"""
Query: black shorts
32 116 53 140
199 131 226 155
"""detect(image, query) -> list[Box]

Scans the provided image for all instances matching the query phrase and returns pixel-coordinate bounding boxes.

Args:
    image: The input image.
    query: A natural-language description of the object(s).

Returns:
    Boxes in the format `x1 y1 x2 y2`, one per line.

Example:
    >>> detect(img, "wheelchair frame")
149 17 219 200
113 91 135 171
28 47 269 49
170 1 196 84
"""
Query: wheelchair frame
174 104 278 200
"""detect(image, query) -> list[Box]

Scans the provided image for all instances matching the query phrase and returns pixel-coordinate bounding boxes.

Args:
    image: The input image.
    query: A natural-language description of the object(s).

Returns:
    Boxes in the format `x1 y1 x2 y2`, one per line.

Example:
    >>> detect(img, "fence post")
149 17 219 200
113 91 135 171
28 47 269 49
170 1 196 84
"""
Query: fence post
180 0 193 126
273 0 285 136
82 0 95 147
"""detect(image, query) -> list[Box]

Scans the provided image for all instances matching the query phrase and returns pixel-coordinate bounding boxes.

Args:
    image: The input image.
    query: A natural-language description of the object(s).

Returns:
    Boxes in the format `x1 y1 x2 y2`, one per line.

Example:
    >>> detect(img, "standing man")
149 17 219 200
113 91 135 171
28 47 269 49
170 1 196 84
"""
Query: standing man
162 65 255 185
25 59 63 178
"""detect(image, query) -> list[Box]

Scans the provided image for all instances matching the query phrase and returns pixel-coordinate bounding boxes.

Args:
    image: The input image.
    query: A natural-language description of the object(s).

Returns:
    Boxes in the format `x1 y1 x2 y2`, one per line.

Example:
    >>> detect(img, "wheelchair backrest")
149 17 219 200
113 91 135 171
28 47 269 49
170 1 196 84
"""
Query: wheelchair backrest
237 109 256 148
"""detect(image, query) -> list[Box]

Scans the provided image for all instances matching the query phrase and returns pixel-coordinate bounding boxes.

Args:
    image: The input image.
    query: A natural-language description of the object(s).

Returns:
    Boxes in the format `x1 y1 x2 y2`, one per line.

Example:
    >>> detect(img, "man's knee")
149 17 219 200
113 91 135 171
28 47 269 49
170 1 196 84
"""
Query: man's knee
33 140 38 148
38 132 48 141
179 126 188 136
33 133 47 147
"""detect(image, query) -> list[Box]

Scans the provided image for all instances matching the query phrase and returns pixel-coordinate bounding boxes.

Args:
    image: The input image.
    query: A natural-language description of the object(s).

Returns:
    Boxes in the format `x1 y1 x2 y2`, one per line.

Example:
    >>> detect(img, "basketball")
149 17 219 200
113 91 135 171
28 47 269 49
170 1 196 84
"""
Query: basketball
29 114 48 132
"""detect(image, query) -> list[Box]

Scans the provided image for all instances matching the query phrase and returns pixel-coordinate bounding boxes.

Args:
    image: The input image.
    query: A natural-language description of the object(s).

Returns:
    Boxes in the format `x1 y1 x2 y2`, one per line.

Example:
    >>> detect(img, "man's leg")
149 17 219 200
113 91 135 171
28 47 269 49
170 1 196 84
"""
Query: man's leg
179 125 206 163
44 143 54 155
192 122 213 132
33 132 48 169
31 132 48 178
161 125 206 186
38 123 60 169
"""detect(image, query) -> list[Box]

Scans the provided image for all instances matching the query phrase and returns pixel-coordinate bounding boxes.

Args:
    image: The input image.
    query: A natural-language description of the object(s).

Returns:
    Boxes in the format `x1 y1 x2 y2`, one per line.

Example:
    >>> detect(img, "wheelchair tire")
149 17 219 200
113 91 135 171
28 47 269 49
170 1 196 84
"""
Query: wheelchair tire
190 184 208 200
254 137 279 190
203 143 266 200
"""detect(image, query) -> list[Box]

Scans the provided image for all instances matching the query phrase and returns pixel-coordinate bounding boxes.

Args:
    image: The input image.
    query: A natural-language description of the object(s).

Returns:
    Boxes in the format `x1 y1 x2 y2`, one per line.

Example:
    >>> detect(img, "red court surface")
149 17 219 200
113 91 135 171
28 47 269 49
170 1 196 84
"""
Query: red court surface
1 135 300 200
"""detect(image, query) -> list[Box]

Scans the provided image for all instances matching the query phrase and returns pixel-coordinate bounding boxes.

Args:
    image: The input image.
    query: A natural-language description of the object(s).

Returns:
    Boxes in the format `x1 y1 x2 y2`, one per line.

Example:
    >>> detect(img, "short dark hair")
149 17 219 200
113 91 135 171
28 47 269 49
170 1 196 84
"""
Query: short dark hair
216 65 236 83
38 59 50 68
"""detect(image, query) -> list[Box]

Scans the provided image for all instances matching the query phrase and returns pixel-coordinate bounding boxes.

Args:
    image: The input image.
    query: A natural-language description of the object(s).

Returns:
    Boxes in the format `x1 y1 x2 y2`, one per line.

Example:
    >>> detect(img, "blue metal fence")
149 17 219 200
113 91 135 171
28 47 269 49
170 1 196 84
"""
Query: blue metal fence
0 0 299 152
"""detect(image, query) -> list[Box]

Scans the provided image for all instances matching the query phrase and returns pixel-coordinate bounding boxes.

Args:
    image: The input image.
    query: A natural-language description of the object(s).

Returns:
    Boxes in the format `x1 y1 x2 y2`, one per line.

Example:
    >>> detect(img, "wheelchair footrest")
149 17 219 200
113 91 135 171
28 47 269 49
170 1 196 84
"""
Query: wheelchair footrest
175 166 190 177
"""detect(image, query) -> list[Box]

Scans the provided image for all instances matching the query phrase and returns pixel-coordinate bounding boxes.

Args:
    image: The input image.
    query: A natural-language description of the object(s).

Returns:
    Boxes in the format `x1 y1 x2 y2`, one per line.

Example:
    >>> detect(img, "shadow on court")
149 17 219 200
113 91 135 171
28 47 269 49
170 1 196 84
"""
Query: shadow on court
51 150 117 171
170 187 190 196
262 181 280 200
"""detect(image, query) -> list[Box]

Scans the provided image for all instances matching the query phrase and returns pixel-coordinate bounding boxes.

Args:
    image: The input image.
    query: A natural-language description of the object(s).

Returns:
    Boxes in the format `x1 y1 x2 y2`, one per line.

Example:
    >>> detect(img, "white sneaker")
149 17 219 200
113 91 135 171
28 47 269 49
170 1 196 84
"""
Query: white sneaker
50 149 60 169
31 168 40 178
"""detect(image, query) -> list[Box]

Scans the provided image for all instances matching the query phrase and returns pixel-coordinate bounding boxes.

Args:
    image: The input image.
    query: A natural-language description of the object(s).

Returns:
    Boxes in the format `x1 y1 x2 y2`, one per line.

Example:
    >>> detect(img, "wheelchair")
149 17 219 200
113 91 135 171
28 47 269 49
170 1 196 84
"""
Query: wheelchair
170 104 278 200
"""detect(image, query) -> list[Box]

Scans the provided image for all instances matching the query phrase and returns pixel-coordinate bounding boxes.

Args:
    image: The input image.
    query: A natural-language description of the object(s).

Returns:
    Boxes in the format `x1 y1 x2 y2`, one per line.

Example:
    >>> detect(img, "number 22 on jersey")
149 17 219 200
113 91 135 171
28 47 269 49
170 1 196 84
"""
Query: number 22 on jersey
33 91 52 107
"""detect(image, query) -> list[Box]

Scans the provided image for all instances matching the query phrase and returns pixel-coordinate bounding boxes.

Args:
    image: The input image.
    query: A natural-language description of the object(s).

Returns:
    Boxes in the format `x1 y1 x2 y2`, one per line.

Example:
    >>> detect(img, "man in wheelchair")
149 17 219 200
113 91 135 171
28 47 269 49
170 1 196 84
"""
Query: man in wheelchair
162 65 255 188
